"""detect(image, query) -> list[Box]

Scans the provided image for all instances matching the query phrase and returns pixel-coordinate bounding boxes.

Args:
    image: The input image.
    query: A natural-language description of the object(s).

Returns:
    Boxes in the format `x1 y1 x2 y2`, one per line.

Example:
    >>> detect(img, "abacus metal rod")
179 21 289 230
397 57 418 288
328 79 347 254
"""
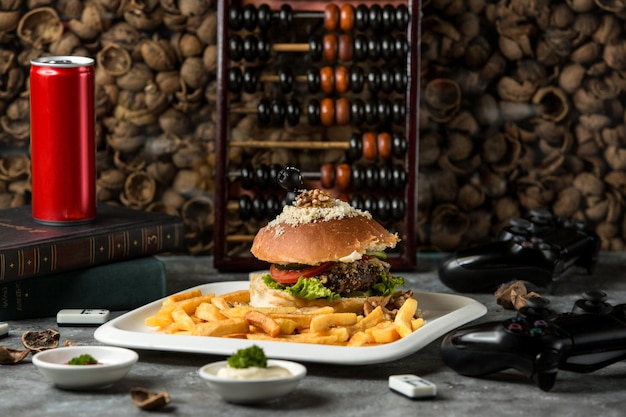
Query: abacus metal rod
228 140 350 150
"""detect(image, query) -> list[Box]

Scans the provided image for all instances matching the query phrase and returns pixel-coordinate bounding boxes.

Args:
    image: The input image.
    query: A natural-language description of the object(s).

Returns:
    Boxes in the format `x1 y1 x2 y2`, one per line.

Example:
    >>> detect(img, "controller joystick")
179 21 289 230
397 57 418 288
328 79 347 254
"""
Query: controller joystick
441 291 626 391
438 210 600 293
572 290 612 315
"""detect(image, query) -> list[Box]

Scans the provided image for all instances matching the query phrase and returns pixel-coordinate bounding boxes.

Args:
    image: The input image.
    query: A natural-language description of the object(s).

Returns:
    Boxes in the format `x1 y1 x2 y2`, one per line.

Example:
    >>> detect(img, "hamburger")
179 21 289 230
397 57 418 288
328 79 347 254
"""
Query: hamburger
249 189 407 314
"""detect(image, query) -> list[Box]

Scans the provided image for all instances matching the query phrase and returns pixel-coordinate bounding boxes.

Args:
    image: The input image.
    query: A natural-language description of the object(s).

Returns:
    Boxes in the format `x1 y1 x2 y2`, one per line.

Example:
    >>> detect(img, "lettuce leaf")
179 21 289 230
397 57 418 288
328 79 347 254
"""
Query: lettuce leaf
371 272 405 296
262 274 340 301
262 271 405 300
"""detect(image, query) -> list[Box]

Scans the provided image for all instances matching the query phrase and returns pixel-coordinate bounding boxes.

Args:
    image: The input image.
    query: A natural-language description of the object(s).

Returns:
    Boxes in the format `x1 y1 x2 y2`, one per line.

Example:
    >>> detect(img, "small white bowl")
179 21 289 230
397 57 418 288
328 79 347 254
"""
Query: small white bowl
198 359 306 403
32 346 138 390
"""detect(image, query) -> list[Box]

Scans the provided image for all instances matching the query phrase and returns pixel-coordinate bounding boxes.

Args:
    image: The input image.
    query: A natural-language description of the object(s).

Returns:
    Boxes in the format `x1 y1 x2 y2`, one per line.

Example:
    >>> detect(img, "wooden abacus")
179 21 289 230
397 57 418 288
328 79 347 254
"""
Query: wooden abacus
214 0 420 271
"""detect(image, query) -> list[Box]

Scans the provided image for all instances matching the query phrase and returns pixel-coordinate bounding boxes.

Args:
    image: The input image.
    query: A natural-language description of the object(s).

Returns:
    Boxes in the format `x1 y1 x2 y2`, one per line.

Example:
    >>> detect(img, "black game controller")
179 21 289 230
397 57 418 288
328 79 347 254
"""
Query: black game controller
440 291 626 391
438 209 601 292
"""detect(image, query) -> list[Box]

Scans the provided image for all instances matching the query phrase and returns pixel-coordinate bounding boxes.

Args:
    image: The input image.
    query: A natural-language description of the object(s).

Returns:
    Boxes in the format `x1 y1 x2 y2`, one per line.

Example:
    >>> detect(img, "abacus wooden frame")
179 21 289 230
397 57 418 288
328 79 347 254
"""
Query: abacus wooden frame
214 0 420 272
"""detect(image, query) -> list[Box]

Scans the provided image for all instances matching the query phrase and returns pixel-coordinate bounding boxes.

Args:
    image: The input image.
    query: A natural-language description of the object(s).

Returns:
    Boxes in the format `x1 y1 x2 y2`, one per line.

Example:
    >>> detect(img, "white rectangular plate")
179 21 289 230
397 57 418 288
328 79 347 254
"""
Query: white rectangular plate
94 281 487 365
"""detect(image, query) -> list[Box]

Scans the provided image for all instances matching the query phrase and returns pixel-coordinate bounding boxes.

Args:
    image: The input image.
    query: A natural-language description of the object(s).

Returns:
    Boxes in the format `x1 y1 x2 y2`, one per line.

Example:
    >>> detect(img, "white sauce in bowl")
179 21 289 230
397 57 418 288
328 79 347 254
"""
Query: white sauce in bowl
217 365 292 380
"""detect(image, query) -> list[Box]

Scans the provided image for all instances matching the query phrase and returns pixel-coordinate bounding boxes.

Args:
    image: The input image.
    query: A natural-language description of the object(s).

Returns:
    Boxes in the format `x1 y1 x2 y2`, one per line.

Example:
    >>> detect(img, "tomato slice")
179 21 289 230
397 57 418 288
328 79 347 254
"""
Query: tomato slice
269 262 334 284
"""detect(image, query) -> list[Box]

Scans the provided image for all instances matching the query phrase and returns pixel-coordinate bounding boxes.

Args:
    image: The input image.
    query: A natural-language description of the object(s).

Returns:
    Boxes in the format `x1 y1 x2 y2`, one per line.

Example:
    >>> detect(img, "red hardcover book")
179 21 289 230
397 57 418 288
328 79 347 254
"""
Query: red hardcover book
0 204 185 282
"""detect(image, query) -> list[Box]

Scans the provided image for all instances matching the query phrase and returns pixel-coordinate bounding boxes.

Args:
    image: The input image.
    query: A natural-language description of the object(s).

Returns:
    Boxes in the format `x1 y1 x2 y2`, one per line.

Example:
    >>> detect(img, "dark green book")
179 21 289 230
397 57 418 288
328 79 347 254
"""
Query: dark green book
0 256 167 320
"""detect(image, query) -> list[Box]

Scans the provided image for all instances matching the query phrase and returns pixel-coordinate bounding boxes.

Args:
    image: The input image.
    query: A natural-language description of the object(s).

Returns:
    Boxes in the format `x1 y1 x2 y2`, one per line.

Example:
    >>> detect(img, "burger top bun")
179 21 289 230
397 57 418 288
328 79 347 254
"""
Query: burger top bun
251 189 399 265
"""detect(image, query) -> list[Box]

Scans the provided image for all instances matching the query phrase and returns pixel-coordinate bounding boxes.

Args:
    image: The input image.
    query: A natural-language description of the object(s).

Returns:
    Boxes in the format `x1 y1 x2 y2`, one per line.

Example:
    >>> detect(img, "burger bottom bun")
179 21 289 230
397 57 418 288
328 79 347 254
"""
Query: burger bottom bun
249 273 366 314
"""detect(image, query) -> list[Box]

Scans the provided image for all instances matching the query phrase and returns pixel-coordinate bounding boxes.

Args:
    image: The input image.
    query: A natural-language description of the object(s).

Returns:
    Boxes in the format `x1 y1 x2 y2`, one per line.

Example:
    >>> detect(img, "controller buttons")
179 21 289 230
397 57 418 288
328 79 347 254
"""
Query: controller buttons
530 327 544 336
534 320 549 327
507 323 523 332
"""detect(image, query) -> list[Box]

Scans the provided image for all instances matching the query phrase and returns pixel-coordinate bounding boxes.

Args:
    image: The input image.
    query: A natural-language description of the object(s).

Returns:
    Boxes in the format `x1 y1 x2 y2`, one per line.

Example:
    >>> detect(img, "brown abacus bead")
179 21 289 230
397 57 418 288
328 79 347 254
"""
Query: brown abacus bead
323 33 338 62
324 4 340 31
320 97 335 126
339 4 355 31
320 163 335 189
335 65 350 94
377 132 393 159
335 163 351 192
335 97 350 125
320 66 334 95
338 33 353 62
362 132 378 160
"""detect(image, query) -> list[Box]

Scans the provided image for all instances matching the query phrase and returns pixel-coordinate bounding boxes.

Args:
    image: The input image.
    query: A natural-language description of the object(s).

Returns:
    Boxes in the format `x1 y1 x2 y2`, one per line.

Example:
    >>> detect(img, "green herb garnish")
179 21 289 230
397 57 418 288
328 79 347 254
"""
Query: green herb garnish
68 354 99 365
227 345 267 369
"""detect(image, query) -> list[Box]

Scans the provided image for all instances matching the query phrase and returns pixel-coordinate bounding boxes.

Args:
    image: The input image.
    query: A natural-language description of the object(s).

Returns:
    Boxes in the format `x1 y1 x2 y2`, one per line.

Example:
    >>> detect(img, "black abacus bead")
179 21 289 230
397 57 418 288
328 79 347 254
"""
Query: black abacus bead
350 99 366 126
307 99 320 126
306 68 320 94
240 163 255 189
278 166 303 192
238 195 252 220
391 196 405 220
228 6 244 31
351 165 365 190
393 164 407 188
228 35 243 61
380 35 396 61
257 4 272 31
257 35 271 61
243 34 258 62
377 196 391 221
350 65 365 93
353 34 369 61
242 4 258 31
368 4 383 32
252 195 265 221
348 133 363 161
363 195 378 216
254 164 269 188
381 4 396 32
350 195 364 211
243 68 258 94
354 4 369 31
309 37 323 62
367 37 381 61
396 4 410 30
364 100 379 125
279 4 293 29
394 68 408 93
392 99 405 124
365 165 379 189
268 164 283 188
380 69 394 94
278 67 294 94
395 34 408 59
265 195 281 219
367 67 381 93
227 67 242 92
392 134 407 159
378 165 392 189
286 98 301 126
378 99 392 124
270 99 286 125
257 98 271 126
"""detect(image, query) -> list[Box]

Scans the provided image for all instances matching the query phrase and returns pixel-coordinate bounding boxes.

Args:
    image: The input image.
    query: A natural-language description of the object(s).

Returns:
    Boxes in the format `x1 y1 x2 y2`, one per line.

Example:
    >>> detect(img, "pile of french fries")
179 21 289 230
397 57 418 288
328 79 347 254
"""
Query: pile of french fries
145 288 424 346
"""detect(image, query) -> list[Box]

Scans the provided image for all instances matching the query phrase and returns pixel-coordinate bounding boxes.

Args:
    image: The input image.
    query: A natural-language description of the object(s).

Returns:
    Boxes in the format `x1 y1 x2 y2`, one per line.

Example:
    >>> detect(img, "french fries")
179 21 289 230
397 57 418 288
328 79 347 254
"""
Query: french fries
144 288 423 346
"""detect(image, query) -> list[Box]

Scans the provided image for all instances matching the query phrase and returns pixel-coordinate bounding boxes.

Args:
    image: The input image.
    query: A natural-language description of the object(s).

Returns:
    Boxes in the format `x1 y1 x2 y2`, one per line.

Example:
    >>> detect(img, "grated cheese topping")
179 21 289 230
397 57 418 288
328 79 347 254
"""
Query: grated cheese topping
266 194 371 237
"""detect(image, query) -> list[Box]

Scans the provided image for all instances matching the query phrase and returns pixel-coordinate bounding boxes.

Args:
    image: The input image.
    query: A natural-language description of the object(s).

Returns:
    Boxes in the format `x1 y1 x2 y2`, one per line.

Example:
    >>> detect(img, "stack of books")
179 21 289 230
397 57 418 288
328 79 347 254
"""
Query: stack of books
0 204 185 320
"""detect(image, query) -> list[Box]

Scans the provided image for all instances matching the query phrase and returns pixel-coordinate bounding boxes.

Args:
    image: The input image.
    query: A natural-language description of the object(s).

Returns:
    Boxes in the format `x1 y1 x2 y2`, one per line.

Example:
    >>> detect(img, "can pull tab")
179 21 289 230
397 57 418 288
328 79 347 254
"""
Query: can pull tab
47 59 74 65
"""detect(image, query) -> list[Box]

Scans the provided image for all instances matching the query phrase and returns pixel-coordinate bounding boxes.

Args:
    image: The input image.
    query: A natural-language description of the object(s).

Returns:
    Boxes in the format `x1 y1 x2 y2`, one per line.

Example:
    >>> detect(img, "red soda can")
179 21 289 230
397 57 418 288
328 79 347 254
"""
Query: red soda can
30 56 96 225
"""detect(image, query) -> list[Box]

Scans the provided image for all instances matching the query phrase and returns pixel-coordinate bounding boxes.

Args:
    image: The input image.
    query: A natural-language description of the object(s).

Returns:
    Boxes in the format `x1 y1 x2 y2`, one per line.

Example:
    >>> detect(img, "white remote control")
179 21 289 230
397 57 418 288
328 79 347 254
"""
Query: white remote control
57 309 110 326
0 322 8 338
389 374 437 399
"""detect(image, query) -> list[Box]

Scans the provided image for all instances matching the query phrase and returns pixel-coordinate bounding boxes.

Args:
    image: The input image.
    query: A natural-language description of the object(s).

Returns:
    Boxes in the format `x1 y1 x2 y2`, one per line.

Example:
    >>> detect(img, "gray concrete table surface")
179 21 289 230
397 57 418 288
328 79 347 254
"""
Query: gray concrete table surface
2 253 626 417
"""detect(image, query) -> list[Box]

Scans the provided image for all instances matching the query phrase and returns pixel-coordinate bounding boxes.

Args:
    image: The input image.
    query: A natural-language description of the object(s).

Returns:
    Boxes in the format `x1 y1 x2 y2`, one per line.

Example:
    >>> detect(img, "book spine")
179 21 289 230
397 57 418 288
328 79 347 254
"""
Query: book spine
0 256 167 321
0 221 184 282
